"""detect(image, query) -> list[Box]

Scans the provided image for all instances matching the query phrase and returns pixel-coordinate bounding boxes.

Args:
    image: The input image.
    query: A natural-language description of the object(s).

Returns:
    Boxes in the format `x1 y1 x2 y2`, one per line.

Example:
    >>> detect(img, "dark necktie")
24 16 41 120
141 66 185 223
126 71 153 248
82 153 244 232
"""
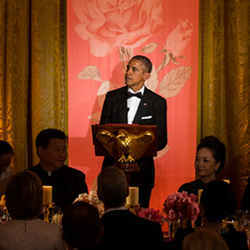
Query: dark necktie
126 92 143 99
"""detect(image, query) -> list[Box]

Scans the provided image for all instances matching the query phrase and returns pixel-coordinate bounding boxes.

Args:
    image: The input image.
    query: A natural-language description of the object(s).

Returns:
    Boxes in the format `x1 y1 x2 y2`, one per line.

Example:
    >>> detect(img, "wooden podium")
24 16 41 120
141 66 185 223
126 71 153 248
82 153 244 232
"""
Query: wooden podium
91 123 157 172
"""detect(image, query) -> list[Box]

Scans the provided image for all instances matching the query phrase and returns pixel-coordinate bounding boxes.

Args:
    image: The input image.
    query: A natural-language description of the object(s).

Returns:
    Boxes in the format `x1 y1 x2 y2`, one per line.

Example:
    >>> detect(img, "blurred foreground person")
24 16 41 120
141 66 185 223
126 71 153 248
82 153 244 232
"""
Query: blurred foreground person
200 181 248 250
0 170 65 250
97 165 164 249
183 230 229 250
62 201 104 250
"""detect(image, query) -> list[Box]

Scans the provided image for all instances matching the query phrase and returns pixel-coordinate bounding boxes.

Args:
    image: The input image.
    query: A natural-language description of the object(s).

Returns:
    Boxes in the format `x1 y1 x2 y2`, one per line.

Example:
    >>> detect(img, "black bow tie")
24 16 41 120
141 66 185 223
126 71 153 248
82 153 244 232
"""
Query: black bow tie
126 92 143 99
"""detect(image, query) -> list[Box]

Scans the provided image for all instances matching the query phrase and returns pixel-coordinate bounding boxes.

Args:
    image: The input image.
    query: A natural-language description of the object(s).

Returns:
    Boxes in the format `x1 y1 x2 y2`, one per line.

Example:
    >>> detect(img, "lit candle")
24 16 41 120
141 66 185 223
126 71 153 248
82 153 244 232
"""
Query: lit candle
0 194 6 207
42 185 53 205
126 186 139 206
223 179 230 184
198 189 203 204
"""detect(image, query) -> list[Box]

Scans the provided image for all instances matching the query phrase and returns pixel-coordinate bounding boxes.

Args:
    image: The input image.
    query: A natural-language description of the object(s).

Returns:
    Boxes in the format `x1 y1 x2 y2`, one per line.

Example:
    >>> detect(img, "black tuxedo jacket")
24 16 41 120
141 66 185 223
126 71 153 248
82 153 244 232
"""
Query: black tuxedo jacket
100 86 167 187
101 209 164 249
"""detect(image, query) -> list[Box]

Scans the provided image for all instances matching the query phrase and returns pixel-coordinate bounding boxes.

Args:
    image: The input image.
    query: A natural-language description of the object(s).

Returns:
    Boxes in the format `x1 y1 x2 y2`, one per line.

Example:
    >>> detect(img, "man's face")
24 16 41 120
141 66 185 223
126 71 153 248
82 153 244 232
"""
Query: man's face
0 153 13 174
39 138 67 171
125 59 150 91
195 147 220 179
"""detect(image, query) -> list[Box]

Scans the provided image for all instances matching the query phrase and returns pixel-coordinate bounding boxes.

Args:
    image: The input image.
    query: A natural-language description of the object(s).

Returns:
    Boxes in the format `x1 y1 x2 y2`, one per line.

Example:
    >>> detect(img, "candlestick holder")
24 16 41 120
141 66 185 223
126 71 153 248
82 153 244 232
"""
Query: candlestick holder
43 202 54 223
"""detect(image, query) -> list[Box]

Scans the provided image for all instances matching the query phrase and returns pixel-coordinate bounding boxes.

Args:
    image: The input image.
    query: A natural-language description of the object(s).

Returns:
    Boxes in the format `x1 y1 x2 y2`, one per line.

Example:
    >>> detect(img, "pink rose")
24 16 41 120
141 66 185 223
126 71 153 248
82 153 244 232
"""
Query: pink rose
165 194 177 208
189 193 198 202
187 202 200 221
137 208 165 224
167 208 177 222
73 0 165 57
164 19 193 56
163 192 200 223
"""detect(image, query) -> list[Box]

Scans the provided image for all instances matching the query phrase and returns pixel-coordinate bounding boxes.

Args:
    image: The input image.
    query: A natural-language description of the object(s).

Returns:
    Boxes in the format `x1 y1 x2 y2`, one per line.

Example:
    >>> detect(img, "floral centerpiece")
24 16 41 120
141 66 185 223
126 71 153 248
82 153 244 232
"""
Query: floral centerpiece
163 191 200 238
136 207 165 225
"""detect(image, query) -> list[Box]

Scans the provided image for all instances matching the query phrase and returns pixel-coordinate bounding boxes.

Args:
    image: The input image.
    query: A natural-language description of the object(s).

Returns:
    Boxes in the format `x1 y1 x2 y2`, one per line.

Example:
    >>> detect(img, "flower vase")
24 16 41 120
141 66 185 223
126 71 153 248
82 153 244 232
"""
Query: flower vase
181 218 190 229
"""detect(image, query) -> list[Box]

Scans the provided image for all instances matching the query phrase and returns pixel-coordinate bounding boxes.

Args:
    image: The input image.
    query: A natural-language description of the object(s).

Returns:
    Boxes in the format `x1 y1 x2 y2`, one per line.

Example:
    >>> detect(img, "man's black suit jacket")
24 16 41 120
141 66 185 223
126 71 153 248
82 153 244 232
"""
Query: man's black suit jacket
30 164 88 210
101 209 164 249
100 86 167 187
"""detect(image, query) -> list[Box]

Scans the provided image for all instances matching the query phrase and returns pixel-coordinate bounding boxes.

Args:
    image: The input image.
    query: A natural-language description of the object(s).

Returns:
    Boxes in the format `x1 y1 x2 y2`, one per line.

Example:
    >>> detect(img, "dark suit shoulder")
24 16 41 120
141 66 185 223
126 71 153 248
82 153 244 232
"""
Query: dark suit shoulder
58 166 87 191
29 164 40 171
178 179 205 195
101 209 163 248
144 87 166 102
102 209 160 228
106 86 127 96
29 164 45 175
61 165 86 177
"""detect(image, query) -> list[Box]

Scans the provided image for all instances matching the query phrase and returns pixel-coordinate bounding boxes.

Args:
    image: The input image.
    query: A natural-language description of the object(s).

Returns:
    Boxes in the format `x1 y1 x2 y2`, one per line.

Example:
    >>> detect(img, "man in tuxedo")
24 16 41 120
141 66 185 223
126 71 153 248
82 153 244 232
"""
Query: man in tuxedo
97 166 164 249
100 55 167 207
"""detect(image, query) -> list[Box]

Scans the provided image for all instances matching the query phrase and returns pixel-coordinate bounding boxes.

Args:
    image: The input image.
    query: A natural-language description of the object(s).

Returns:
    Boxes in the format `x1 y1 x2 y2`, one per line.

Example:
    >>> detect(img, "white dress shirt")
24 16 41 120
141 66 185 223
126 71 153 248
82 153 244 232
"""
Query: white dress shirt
127 86 145 124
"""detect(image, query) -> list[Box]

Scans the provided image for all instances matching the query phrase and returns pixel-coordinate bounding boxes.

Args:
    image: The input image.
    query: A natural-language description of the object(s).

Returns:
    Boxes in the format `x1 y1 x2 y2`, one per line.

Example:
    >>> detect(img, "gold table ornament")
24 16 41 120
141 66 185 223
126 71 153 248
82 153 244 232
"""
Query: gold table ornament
42 185 53 223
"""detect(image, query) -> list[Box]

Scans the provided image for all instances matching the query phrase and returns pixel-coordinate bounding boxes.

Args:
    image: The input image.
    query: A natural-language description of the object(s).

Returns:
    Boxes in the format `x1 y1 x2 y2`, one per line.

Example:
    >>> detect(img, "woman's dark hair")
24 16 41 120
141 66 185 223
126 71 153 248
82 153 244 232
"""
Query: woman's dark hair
197 136 226 174
62 201 103 249
0 140 14 156
6 170 43 219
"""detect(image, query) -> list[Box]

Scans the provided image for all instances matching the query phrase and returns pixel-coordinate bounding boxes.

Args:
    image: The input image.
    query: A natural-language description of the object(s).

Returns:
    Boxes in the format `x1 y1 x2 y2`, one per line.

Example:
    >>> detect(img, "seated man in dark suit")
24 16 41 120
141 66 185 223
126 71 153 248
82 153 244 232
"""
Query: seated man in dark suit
97 165 164 249
0 140 14 196
242 177 250 211
30 128 88 210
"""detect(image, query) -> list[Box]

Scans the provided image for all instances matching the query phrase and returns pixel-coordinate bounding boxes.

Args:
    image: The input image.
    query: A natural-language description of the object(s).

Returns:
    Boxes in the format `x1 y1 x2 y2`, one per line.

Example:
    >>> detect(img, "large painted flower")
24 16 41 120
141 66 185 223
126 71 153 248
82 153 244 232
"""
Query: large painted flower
164 19 193 56
73 0 165 57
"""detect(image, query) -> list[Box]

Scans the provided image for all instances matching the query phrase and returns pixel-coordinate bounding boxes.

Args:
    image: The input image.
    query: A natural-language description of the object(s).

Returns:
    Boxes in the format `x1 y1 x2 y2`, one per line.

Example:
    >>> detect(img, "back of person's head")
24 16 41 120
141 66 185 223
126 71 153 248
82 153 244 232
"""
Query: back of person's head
183 229 229 250
97 166 128 208
200 181 235 222
0 140 14 156
197 136 226 174
35 128 67 150
6 170 42 219
130 55 152 73
0 140 14 174
62 201 103 249
242 177 250 210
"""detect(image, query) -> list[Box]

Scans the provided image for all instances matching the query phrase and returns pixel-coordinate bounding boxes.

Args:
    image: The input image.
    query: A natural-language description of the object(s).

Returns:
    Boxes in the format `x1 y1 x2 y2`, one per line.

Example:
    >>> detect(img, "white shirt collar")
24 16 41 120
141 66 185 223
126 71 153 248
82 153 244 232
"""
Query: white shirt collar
128 86 145 95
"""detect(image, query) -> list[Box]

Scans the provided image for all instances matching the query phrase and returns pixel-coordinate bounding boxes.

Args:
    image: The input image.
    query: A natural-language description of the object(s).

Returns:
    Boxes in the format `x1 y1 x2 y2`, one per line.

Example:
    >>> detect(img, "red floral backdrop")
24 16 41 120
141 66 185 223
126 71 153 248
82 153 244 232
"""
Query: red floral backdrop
67 0 199 210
